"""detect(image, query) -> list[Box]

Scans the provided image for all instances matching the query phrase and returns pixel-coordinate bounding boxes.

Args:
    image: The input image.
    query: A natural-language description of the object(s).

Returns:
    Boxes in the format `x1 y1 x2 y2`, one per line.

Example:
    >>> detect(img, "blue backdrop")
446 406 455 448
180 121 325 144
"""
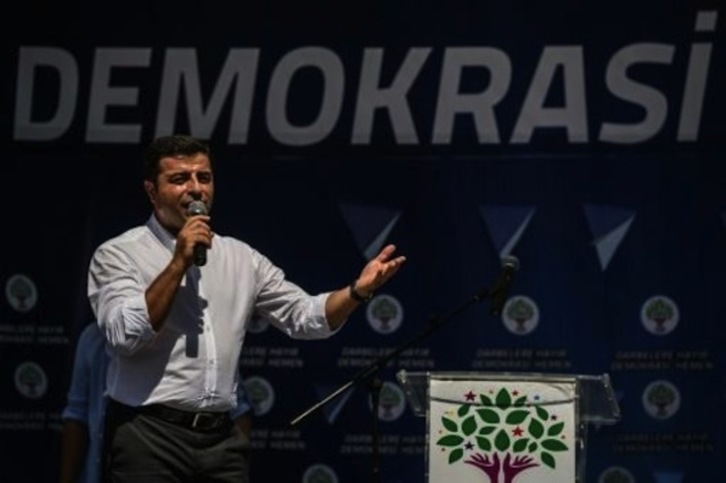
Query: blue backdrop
3 1 725 482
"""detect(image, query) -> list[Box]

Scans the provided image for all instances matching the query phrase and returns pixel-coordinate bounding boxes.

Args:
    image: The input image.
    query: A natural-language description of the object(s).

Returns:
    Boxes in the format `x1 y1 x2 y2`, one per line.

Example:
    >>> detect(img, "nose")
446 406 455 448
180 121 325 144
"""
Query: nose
187 175 203 195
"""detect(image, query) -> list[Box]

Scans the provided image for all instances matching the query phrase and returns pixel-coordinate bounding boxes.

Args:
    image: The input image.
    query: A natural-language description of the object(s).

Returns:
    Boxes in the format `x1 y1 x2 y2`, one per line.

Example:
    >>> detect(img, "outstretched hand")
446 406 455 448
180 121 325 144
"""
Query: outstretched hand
324 244 407 329
354 244 407 296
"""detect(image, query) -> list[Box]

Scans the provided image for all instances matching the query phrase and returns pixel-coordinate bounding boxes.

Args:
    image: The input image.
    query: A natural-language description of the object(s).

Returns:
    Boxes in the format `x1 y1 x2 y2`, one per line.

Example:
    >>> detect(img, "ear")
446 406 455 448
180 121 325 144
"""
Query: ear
143 180 156 205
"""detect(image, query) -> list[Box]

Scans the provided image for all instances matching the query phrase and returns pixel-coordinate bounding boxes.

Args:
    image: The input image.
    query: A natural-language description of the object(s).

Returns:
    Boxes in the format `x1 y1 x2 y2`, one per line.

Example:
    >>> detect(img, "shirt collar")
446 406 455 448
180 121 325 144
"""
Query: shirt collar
147 213 176 253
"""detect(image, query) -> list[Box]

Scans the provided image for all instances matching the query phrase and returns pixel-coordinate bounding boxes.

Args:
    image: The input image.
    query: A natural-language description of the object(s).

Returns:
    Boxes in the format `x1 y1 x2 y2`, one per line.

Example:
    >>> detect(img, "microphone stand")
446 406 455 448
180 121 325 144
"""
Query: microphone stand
290 283 502 483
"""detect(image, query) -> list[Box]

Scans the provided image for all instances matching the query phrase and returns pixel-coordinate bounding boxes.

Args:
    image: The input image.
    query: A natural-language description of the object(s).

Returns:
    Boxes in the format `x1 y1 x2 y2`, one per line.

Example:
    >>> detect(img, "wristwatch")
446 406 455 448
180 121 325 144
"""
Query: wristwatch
349 280 373 303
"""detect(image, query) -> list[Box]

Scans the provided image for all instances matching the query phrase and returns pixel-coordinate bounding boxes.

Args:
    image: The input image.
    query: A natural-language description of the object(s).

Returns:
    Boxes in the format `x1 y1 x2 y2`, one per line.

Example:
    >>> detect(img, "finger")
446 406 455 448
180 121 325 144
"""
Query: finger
385 256 406 274
374 244 396 261
384 256 406 270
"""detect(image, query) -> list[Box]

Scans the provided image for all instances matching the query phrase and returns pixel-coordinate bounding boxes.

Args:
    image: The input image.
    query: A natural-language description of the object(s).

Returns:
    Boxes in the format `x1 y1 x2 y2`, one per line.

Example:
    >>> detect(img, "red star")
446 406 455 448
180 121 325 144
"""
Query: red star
512 426 524 437
464 391 476 401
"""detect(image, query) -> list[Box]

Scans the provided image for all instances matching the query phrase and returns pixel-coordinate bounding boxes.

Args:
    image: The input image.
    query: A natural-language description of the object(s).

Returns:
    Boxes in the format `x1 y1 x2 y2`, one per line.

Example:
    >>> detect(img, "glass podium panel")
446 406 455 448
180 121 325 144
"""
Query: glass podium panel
396 370 620 483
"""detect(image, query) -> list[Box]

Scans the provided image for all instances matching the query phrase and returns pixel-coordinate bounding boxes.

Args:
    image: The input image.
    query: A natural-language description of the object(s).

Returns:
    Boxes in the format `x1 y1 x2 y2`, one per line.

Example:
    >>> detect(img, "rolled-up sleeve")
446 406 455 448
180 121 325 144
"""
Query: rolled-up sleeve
88 243 156 355
252 249 344 339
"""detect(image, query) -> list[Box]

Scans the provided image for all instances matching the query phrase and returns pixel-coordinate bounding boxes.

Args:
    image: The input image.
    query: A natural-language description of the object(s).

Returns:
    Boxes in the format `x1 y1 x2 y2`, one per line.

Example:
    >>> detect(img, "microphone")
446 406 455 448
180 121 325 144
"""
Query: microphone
187 200 208 267
489 255 520 317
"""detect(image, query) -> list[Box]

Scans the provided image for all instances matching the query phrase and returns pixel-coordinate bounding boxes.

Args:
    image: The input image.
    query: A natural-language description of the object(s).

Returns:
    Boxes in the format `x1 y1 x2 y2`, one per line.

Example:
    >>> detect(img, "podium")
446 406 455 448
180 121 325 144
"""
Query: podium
396 370 620 483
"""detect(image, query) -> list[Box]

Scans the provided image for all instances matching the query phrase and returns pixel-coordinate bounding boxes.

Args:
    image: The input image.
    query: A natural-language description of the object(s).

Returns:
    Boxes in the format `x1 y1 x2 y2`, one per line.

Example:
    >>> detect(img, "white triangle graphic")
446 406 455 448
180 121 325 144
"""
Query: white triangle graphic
364 213 400 260
500 209 534 259
594 215 635 270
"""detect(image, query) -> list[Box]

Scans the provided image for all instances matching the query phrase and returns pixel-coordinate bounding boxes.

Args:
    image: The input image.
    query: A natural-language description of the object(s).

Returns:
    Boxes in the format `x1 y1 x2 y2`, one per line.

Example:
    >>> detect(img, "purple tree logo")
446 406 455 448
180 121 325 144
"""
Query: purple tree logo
435 387 570 483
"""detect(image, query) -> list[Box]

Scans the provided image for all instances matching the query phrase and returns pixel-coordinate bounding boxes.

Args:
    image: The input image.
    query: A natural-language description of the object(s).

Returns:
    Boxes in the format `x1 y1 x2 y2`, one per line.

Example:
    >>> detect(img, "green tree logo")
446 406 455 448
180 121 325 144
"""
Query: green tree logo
640 295 678 335
302 463 338 483
435 387 570 483
366 294 403 333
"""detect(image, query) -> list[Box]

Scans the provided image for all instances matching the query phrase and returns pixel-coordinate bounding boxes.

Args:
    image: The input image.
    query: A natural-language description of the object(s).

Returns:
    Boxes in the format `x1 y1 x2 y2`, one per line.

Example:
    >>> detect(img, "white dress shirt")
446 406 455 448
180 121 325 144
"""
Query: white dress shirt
88 214 337 412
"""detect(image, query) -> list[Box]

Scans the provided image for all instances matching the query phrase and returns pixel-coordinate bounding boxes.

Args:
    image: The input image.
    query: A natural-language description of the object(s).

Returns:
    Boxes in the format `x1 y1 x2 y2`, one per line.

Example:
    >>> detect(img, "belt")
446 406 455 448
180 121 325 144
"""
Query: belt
112 400 232 432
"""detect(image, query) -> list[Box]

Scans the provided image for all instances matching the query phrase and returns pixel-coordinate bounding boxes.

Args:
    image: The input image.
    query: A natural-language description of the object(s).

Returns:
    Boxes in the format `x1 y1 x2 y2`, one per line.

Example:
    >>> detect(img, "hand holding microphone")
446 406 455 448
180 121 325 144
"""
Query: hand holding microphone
186 200 209 267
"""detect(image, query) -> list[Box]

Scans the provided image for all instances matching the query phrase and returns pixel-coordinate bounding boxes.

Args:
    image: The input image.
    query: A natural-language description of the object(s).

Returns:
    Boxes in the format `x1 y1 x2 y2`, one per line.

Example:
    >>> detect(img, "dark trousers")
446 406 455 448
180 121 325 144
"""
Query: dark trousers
103 399 250 483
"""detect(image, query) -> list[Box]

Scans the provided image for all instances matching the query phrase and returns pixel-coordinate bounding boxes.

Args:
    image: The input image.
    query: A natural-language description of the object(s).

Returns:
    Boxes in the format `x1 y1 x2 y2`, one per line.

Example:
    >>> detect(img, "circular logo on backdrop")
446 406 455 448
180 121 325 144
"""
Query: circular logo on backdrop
14 361 48 399
5 274 38 313
302 463 338 483
640 295 679 335
369 381 406 422
642 379 681 420
502 295 539 335
366 294 403 334
243 376 275 416
598 466 635 483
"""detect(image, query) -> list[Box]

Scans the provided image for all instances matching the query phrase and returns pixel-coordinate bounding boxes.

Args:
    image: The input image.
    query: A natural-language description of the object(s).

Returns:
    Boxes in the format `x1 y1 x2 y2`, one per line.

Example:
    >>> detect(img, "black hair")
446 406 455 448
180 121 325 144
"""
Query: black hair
143 135 212 182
